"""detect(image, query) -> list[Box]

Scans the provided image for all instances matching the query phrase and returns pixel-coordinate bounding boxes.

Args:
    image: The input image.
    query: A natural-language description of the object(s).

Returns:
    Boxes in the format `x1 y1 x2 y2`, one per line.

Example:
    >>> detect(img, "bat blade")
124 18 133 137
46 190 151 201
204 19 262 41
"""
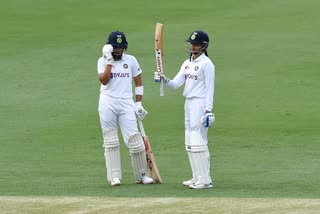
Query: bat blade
138 120 162 184
142 135 162 184
155 23 164 96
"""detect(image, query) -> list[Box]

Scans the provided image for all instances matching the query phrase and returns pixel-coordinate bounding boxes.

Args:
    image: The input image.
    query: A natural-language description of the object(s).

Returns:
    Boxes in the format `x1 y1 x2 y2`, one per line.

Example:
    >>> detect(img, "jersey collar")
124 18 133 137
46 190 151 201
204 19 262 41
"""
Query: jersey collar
192 53 206 62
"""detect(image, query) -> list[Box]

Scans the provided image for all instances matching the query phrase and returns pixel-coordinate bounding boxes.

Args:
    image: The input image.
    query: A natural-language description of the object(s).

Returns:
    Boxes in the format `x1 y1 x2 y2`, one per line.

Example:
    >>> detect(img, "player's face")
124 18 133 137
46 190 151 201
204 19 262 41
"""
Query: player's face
112 46 125 56
185 42 205 57
191 43 203 54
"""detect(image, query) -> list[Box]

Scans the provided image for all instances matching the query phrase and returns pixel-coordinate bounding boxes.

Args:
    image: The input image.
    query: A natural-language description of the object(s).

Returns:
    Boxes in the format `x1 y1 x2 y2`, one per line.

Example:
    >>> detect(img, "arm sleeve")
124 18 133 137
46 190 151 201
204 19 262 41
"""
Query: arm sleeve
204 63 215 112
131 56 142 77
166 62 187 89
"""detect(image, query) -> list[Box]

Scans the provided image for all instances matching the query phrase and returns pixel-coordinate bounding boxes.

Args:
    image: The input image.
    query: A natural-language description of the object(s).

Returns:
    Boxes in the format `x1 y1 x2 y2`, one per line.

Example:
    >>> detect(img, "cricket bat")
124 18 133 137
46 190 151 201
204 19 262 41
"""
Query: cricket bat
155 23 165 96
138 120 163 183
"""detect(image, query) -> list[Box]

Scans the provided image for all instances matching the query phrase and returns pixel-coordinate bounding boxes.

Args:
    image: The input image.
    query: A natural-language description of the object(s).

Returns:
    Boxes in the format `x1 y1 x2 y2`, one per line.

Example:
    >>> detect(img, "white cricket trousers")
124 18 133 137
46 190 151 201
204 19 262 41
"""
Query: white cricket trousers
98 93 138 145
184 97 208 144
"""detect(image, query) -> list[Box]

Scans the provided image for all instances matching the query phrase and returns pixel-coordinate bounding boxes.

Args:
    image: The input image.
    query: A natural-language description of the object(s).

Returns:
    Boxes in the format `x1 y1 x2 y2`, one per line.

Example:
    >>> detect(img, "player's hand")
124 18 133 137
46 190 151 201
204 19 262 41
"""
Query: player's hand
135 102 148 121
102 44 114 65
201 112 215 127
154 72 169 84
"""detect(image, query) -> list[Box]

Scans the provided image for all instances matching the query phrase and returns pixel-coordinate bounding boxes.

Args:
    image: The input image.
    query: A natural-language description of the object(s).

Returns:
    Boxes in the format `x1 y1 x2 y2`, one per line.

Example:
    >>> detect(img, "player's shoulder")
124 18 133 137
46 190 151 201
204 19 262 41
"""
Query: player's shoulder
123 53 136 60
199 55 215 71
203 55 214 65
182 58 190 65
123 54 139 65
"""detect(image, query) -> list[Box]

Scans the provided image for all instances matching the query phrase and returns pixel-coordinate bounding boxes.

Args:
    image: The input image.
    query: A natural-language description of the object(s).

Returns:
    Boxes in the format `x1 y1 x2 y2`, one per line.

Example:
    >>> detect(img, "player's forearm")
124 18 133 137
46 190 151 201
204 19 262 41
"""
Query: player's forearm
99 64 112 85
135 85 143 102
135 95 142 102
134 75 143 102
166 74 185 89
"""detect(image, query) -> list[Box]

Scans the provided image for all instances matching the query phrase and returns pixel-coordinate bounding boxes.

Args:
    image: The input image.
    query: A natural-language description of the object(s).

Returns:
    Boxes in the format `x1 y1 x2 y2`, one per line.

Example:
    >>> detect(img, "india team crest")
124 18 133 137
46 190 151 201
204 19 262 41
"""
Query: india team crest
191 32 198 40
117 37 122 44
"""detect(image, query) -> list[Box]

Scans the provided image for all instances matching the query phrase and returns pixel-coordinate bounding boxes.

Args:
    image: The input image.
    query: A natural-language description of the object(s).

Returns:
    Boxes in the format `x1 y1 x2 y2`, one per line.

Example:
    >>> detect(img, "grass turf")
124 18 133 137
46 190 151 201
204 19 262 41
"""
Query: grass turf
0 0 319 200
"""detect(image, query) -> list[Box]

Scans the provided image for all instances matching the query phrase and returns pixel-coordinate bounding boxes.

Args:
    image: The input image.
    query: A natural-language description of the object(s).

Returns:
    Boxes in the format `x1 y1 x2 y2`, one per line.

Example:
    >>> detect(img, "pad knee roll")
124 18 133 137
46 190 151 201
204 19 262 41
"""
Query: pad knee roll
185 131 207 152
128 132 145 153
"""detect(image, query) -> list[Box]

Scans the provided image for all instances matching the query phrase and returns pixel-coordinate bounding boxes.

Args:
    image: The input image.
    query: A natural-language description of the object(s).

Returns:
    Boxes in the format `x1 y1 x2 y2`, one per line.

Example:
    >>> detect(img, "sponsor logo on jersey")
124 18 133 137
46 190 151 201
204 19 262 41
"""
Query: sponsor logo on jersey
185 73 198 80
111 73 130 78
123 64 128 69
194 66 199 71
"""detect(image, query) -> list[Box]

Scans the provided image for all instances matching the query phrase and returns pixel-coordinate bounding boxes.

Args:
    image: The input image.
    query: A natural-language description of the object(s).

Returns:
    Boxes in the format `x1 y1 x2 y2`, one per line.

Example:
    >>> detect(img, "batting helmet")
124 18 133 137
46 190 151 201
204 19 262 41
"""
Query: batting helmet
186 30 209 48
106 31 128 49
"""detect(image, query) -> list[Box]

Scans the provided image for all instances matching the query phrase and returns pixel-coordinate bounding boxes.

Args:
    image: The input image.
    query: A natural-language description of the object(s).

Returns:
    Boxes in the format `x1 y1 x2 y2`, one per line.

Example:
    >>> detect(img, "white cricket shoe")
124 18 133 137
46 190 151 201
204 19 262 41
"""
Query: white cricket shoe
182 178 195 186
111 178 121 186
136 176 154 184
189 182 213 189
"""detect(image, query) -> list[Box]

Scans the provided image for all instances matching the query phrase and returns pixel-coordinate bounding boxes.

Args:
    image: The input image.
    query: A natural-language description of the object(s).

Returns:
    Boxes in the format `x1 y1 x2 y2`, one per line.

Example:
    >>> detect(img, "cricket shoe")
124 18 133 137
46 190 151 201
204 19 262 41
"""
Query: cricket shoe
189 182 213 189
182 178 195 186
111 178 121 186
136 176 154 184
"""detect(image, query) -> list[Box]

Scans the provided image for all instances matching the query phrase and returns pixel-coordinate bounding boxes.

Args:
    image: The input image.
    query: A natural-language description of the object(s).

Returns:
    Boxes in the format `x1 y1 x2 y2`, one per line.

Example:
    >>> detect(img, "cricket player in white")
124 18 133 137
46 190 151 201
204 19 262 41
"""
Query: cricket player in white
97 31 153 186
155 30 215 189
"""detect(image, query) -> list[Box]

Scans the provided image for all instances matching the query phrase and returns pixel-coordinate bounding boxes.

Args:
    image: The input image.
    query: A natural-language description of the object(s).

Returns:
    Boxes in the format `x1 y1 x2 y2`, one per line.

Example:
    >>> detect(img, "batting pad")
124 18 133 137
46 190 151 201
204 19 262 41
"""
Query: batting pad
128 132 148 181
103 128 121 182
187 131 212 185
185 130 197 182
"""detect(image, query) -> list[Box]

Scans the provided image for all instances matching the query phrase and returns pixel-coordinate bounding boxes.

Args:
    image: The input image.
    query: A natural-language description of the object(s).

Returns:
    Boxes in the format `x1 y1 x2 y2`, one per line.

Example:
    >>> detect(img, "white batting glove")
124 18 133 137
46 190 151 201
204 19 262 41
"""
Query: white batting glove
102 44 114 65
154 72 169 84
135 102 148 121
201 112 215 128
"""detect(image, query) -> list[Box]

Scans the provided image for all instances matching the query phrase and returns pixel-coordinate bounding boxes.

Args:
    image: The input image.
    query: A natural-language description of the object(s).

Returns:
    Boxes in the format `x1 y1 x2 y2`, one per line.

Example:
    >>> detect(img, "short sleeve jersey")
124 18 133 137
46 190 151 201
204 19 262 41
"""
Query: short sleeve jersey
97 54 142 98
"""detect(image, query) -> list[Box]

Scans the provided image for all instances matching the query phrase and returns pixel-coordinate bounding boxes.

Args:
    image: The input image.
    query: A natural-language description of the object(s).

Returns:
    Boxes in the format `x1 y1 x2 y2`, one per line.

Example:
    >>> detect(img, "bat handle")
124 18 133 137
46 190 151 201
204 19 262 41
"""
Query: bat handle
160 80 164 96
138 119 146 136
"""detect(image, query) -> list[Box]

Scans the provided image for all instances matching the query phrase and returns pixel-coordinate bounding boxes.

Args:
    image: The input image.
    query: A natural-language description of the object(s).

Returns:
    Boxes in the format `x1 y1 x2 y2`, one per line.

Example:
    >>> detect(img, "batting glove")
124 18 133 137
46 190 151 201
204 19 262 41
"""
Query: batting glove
201 112 215 128
154 72 169 84
102 44 114 65
135 102 148 121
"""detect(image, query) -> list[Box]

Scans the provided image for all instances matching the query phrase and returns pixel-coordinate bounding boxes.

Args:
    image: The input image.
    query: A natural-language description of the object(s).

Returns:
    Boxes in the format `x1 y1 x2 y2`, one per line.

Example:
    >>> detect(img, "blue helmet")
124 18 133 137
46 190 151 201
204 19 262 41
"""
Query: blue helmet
186 30 209 50
106 31 128 49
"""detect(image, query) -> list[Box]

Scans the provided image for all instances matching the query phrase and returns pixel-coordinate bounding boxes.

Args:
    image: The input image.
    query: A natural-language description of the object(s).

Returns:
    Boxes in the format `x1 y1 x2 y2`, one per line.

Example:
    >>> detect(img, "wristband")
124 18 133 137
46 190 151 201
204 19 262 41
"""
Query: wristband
135 86 144 96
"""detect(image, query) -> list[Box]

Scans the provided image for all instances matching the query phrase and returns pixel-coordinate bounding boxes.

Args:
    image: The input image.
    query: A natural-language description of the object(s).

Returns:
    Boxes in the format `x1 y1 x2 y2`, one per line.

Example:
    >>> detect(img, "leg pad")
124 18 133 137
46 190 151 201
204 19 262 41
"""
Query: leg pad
103 128 121 182
128 132 148 181
185 131 212 185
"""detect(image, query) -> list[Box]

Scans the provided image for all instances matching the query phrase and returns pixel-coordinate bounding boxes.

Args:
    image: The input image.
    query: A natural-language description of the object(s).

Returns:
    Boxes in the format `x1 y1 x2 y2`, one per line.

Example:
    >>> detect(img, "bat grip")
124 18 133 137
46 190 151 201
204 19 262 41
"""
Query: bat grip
138 119 146 136
160 80 164 96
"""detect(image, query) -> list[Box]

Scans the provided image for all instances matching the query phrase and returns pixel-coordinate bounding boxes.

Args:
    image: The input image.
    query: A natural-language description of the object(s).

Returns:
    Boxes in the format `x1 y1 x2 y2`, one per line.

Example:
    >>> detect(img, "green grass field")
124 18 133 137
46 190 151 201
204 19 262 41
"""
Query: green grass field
1 0 320 213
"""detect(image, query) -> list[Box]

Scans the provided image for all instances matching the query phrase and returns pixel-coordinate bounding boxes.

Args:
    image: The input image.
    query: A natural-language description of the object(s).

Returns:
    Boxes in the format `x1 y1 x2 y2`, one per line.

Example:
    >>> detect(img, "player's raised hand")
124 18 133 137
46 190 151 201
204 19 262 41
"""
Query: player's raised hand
102 44 114 64
154 72 169 84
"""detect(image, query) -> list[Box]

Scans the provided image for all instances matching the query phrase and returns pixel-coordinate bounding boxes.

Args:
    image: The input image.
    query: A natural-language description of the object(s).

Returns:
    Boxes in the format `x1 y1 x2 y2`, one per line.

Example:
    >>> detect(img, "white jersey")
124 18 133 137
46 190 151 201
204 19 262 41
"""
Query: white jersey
167 53 215 111
97 54 142 98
